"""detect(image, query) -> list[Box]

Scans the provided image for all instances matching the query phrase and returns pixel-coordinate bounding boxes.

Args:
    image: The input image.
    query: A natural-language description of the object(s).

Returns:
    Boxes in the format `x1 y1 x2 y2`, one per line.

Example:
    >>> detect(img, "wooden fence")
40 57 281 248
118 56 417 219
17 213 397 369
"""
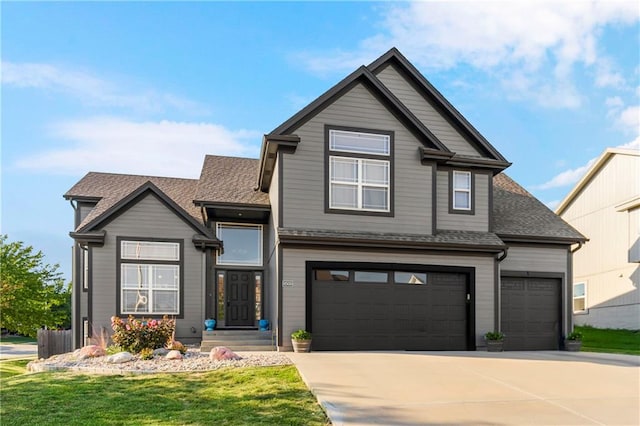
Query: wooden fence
37 329 72 358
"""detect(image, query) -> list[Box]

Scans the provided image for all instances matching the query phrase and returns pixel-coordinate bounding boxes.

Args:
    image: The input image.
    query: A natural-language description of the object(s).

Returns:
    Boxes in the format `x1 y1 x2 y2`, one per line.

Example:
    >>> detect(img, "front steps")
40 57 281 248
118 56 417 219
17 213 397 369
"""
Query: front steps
200 329 276 352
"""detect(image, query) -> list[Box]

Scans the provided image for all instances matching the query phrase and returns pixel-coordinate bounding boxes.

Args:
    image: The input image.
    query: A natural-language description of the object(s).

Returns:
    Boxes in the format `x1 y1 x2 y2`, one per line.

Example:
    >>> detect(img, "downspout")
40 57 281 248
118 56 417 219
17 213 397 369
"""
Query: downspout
571 242 583 253
494 248 508 336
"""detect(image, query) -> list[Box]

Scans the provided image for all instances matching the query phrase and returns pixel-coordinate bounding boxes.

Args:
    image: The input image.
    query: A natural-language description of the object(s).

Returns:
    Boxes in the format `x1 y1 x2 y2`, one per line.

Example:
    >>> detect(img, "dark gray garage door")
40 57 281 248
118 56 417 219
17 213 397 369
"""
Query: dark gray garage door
311 268 469 351
501 277 561 350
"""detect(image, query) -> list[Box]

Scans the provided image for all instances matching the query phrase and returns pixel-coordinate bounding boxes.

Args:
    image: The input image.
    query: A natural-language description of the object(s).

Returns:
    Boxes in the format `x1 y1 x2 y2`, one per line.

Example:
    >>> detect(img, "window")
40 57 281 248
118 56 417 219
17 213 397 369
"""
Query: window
216 224 263 266
573 282 587 313
82 249 89 290
452 171 472 211
120 240 181 315
315 270 349 281
354 271 388 283
394 272 427 285
328 128 392 213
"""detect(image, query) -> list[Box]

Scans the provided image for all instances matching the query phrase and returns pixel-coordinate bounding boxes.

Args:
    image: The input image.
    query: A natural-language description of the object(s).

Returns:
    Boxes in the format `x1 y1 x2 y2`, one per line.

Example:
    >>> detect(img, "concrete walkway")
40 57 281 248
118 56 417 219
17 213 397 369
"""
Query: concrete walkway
289 351 640 426
0 343 38 360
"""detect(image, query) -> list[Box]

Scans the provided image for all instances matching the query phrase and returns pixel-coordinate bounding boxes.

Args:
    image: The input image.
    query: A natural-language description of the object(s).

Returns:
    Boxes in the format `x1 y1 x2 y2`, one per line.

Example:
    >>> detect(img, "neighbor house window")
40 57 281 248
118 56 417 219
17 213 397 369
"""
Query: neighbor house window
120 240 181 315
216 223 263 266
573 282 587 313
328 128 392 213
452 171 472 211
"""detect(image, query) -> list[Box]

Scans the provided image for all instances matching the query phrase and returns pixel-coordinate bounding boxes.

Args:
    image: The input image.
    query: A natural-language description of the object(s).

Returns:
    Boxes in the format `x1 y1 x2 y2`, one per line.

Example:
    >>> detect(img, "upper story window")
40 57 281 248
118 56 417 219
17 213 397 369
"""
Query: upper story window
452 170 472 211
216 223 263 266
120 240 181 315
327 128 393 214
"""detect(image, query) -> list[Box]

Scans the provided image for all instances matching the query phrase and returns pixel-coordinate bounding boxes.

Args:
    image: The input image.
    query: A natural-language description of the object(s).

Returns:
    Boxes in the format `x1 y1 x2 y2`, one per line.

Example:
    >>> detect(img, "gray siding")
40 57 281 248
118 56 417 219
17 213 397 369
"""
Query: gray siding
376 64 482 157
282 83 433 234
280 247 494 350
265 156 280 329
500 244 571 336
90 194 205 344
436 170 490 232
79 204 94 224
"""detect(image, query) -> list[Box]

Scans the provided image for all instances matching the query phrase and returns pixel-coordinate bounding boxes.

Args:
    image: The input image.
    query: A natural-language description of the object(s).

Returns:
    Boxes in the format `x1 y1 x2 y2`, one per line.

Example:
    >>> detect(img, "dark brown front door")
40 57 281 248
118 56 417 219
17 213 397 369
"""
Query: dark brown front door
226 271 254 326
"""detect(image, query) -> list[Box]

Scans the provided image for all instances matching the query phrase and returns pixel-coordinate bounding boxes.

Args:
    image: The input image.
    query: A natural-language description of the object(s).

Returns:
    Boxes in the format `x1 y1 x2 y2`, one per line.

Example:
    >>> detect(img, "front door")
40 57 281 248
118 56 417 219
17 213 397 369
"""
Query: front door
226 270 255 326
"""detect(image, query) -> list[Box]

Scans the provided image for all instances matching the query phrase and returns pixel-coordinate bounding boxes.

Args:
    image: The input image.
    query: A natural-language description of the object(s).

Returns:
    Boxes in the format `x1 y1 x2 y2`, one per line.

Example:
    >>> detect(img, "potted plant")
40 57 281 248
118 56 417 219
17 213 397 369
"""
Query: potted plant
291 329 312 353
484 331 505 352
564 331 582 352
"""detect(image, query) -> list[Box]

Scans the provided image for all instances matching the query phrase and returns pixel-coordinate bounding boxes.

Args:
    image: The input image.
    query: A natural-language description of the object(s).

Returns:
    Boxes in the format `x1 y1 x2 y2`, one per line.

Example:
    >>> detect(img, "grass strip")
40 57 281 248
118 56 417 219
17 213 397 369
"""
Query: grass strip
575 325 640 355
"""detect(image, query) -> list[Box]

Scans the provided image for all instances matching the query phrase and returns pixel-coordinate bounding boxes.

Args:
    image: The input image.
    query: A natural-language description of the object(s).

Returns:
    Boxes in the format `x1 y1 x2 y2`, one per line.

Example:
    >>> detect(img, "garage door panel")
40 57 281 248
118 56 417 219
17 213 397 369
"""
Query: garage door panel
312 268 469 351
501 277 560 351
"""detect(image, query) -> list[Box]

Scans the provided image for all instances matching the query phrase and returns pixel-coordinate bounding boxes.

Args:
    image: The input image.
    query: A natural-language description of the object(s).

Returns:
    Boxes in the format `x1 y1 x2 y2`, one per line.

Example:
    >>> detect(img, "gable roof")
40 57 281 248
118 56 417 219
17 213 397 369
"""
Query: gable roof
64 172 208 235
368 48 509 164
555 147 640 215
270 65 450 152
194 155 269 206
493 173 586 243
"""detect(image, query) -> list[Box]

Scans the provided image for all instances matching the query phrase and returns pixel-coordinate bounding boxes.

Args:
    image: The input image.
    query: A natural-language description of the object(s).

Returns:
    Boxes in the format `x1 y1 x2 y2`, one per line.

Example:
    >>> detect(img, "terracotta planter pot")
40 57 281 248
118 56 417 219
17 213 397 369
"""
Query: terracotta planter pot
486 340 504 352
292 339 312 353
564 339 582 352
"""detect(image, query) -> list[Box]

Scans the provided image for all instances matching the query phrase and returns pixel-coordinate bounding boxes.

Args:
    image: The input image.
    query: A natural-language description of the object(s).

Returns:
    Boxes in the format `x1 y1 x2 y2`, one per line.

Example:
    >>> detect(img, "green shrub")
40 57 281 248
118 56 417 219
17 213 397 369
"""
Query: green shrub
566 331 583 341
110 315 175 354
139 347 154 360
484 331 505 341
291 329 311 341
105 345 123 355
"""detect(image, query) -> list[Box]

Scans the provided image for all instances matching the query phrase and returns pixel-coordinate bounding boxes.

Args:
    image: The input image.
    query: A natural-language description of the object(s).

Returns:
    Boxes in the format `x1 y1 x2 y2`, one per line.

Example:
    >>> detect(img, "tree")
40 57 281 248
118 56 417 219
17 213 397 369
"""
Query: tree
0 235 71 337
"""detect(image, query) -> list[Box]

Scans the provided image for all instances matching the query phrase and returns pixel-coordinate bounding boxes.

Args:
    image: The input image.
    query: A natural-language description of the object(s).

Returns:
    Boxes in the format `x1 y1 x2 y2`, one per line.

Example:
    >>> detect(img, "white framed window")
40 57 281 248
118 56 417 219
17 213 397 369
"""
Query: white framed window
119 240 181 315
573 282 587 313
452 171 472 211
216 223 263 266
82 249 89 290
328 129 391 213
329 156 389 211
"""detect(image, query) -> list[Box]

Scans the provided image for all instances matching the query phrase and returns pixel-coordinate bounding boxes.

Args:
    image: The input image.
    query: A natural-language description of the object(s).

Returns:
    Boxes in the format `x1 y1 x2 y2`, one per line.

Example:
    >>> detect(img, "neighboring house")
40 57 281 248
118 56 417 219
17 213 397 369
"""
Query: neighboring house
64 48 585 352
557 148 640 330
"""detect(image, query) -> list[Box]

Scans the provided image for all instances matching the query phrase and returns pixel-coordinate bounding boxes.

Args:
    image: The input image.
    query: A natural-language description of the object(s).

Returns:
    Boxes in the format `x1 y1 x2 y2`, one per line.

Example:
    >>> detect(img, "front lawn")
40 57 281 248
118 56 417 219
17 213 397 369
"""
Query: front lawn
0 361 329 425
575 325 640 355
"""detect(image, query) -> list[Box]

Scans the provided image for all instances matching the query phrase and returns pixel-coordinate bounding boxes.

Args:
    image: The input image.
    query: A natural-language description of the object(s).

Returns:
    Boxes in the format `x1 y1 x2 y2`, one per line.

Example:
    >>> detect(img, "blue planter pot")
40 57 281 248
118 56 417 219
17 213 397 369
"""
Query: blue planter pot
259 319 269 331
204 319 216 331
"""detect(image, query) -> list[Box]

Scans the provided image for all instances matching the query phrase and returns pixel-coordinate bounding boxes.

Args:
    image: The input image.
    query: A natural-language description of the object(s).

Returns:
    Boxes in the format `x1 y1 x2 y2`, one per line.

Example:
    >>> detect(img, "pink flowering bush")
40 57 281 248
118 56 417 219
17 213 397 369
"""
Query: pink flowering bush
111 315 175 353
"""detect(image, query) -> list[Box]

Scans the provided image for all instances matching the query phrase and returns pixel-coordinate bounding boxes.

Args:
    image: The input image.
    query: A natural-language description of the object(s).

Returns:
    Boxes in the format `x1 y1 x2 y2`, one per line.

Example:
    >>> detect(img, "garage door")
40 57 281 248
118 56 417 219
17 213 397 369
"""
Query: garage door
501 277 561 350
311 268 469 351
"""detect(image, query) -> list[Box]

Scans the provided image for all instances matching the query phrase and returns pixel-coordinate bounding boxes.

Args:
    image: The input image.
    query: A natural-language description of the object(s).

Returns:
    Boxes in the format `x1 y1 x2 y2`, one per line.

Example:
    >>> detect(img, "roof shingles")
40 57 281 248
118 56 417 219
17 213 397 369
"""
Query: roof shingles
493 173 585 241
65 172 201 231
194 155 269 206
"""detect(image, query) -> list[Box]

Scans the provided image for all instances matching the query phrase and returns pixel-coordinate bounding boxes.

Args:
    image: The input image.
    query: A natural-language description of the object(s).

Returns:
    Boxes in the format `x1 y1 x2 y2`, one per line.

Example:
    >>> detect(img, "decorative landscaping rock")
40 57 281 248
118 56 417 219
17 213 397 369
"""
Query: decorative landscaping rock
210 346 242 361
79 345 106 358
153 348 169 357
166 350 183 360
106 352 134 364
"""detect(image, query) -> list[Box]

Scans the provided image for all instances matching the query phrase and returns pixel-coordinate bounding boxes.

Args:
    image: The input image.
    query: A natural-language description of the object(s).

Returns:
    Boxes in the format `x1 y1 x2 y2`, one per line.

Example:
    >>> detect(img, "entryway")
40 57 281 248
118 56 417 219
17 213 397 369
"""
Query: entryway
214 270 263 328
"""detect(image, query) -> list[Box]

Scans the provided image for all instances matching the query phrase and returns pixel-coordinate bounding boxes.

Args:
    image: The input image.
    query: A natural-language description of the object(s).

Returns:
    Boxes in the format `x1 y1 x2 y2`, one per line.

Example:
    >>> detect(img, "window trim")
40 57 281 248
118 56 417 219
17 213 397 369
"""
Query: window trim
573 282 587 314
325 125 395 217
116 237 184 318
449 169 475 215
216 223 264 267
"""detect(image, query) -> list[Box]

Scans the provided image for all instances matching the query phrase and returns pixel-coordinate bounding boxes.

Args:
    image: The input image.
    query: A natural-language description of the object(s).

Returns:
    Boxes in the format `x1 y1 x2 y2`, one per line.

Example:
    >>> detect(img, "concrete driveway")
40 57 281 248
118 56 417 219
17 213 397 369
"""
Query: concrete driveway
0 343 38 360
289 351 640 425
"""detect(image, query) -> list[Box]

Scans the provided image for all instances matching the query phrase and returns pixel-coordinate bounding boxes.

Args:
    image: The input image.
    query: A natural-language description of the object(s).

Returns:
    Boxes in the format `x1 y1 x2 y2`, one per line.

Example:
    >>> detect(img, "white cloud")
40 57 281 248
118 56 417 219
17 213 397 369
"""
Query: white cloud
545 200 561 210
14 117 261 178
616 105 640 133
533 158 598 190
1 61 208 115
533 135 639 190
297 1 639 108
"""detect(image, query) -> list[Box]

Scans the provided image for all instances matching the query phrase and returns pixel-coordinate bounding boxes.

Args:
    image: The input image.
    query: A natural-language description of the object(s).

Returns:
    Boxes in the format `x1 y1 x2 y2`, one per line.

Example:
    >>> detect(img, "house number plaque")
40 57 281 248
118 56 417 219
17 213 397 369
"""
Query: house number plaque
282 280 294 287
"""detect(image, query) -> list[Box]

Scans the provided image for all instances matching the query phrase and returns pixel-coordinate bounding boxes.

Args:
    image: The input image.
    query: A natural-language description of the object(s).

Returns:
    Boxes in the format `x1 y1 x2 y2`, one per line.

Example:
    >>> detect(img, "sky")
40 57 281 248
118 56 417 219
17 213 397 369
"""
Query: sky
2 1 639 282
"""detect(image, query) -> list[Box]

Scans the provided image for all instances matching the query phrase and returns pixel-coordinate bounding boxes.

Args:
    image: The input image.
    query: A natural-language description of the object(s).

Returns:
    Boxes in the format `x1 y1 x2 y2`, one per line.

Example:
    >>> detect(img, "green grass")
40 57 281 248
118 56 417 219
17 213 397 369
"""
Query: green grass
0 363 329 425
575 325 640 355
0 335 36 344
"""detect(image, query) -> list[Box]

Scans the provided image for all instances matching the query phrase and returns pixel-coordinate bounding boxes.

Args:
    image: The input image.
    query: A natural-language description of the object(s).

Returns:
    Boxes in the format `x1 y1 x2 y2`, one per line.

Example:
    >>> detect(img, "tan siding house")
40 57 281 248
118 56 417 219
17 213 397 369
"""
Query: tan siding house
557 148 640 329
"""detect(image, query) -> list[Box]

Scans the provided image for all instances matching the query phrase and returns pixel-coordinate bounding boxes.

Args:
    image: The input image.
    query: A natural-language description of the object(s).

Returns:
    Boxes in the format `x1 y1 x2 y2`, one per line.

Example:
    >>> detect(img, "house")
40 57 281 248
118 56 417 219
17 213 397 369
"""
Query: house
64 48 585 352
556 148 639 330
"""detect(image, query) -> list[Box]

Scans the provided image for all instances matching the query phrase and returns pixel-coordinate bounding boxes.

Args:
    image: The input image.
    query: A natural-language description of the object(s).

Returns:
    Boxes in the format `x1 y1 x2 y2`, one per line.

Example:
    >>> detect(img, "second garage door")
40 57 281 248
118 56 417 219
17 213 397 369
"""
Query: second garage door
311 267 470 351
501 276 561 350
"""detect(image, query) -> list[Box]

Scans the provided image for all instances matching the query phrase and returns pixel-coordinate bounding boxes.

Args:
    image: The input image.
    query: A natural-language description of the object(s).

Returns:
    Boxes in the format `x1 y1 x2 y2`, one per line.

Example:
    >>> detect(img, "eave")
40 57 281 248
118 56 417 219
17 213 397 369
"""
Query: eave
497 234 587 245
69 230 106 247
257 134 300 192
